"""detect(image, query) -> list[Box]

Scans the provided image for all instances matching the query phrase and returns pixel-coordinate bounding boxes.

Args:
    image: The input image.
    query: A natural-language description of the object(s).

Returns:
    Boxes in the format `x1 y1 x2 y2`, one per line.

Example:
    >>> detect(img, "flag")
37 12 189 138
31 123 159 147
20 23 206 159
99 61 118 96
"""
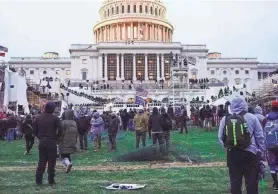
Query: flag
188 57 196 66
135 87 148 97
0 46 8 52
0 52 5 57
135 96 145 106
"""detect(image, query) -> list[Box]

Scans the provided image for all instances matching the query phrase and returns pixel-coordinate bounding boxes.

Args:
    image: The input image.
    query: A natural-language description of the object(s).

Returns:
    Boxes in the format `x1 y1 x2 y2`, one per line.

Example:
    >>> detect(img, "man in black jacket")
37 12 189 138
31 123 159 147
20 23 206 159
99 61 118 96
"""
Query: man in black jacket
34 102 62 186
161 108 172 154
77 113 90 150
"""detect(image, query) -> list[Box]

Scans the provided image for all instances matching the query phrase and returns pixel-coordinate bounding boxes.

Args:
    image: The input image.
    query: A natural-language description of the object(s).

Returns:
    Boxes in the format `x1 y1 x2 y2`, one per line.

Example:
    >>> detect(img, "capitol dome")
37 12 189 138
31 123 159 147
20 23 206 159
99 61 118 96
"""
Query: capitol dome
93 0 174 43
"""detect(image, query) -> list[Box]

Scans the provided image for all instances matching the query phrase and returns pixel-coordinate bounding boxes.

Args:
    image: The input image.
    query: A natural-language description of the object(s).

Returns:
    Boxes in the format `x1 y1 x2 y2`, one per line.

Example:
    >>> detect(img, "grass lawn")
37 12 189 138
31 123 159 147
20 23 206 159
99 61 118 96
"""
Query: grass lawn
0 128 272 193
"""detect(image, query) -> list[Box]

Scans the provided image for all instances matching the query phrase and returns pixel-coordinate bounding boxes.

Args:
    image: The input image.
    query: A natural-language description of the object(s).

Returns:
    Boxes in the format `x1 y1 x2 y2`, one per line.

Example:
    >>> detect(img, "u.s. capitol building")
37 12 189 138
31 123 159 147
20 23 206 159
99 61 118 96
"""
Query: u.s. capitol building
9 0 278 102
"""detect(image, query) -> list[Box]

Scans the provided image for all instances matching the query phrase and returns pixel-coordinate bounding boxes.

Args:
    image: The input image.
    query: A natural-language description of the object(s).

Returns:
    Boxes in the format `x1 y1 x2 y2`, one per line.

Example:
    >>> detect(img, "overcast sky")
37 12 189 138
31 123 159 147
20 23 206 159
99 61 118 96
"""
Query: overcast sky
0 0 278 62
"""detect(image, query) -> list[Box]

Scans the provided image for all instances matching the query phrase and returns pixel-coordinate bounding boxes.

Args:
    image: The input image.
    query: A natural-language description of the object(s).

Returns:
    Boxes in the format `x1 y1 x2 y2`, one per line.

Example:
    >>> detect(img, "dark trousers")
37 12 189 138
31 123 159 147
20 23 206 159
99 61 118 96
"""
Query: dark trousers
61 153 71 162
108 134 117 150
36 145 57 185
79 132 88 149
136 131 146 149
227 149 259 194
162 131 170 154
152 133 164 153
148 130 152 139
180 122 188 133
123 122 128 131
25 136 34 153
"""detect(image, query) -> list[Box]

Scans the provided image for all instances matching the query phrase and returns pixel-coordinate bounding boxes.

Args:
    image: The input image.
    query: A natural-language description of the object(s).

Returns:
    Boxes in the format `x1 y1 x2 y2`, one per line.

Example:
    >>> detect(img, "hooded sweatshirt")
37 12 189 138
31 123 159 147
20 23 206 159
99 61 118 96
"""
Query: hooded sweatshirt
218 97 265 155
90 112 104 135
254 106 266 127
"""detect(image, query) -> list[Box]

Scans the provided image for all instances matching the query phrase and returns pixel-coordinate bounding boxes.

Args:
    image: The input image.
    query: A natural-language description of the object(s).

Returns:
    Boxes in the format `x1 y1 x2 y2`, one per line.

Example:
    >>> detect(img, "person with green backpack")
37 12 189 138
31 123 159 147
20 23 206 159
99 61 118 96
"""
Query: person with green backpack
218 97 265 194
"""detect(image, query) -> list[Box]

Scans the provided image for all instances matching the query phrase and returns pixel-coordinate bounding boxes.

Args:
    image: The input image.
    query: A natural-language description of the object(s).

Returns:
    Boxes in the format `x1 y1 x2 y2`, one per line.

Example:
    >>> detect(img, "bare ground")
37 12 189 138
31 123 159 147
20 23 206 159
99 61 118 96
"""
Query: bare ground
0 162 226 172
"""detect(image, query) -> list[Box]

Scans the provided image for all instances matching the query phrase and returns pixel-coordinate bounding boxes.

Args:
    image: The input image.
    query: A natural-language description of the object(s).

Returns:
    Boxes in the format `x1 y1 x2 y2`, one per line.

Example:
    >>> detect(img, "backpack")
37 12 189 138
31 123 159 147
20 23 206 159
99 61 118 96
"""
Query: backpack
265 119 278 151
223 112 251 149
162 114 172 131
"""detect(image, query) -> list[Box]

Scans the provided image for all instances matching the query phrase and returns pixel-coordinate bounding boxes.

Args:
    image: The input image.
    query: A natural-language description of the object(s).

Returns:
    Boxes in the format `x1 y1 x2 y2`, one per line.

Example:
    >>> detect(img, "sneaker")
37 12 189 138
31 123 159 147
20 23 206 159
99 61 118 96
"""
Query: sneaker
66 164 72 173
273 182 278 190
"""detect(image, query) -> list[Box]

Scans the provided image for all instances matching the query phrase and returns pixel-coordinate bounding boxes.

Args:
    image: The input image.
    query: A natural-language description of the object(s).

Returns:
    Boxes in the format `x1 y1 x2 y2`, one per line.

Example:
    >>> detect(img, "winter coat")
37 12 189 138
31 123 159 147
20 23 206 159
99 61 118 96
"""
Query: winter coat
91 112 104 135
77 116 90 135
134 112 148 132
59 110 78 154
148 107 163 133
108 115 120 135
34 104 62 148
22 117 34 138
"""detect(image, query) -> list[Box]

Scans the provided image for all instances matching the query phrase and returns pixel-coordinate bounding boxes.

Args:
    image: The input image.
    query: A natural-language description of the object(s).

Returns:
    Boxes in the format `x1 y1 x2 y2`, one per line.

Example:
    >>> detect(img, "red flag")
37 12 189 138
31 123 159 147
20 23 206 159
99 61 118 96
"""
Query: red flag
0 52 5 57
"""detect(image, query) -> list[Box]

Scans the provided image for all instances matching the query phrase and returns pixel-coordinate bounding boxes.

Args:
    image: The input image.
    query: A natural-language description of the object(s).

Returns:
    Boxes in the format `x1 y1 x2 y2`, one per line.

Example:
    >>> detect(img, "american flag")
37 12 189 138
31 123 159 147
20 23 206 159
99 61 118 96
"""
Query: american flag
135 87 148 97
0 46 8 52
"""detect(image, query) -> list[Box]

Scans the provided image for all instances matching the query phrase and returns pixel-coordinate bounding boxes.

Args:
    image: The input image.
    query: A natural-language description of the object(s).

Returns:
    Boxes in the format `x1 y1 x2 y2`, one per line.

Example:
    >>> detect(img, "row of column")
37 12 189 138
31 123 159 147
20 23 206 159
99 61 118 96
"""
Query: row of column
258 71 272 80
95 22 173 43
100 53 166 81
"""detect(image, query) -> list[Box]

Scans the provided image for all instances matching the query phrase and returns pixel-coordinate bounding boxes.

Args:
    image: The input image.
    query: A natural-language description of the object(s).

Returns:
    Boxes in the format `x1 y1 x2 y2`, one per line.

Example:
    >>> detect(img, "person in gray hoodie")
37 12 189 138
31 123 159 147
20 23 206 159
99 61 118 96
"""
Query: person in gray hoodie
218 97 265 194
254 105 266 128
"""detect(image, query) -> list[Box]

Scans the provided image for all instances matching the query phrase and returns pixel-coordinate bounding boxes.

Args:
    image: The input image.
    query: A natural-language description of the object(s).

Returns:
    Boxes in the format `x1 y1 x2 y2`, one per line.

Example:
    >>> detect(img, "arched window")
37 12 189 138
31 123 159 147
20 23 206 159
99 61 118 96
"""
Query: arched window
139 5 142 13
108 9 110 16
159 9 161 16
122 5 124 13
155 8 157 15
145 5 148 14
150 7 153 14
81 68 88 81
116 6 119 14
133 4 136 13
104 10 106 17
127 5 130 13
112 7 114 15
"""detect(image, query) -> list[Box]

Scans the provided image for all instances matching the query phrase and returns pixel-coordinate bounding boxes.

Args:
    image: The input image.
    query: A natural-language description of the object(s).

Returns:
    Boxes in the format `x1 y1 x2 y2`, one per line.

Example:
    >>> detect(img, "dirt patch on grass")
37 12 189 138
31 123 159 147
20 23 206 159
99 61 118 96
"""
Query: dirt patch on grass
0 162 226 172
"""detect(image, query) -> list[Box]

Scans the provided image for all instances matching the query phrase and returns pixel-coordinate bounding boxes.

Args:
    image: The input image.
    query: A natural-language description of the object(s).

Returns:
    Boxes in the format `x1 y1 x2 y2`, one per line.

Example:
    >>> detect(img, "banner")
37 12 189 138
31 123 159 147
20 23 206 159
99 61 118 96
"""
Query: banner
135 96 145 106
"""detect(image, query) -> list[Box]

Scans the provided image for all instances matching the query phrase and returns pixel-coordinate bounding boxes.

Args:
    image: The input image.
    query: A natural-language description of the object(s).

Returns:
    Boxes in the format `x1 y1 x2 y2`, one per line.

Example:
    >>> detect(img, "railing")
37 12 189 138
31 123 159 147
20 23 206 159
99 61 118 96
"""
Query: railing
10 57 70 61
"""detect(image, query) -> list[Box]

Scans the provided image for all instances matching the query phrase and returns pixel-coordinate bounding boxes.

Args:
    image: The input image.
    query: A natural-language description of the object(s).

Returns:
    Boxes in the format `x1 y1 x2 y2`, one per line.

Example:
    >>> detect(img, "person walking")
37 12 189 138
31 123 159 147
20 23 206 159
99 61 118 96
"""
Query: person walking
108 113 120 151
34 102 62 186
161 107 172 154
90 112 104 152
22 114 35 155
148 107 164 153
59 110 78 173
218 97 265 194
203 105 212 132
134 109 148 149
77 112 90 150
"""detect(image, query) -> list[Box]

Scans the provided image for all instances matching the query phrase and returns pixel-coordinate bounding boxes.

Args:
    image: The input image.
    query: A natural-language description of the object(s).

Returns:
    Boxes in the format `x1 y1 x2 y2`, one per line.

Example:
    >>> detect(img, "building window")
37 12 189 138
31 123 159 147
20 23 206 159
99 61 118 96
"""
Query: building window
108 9 110 16
235 70 239 75
43 70 47 74
82 71 87 81
102 54 105 78
148 54 157 80
136 54 145 80
211 70 215 75
119 54 122 78
150 7 153 14
127 5 130 13
245 70 249 75
223 70 227 75
133 5 136 13
139 5 142 13
258 72 261 79
112 8 114 15
124 54 133 80
122 5 124 13
116 6 119 14
82 59 87 64
159 9 161 16
107 54 116 80
145 6 148 14
155 8 157 15
30 70 34 75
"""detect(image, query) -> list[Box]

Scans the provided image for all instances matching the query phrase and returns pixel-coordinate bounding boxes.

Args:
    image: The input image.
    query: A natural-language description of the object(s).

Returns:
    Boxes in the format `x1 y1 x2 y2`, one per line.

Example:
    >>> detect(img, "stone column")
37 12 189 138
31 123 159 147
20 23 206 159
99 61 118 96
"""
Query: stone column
156 54 160 80
121 54 124 79
108 26 110 42
116 54 120 80
145 23 148 41
95 31 97 44
152 24 154 41
104 26 107 42
131 22 134 40
133 54 137 80
161 54 165 79
138 22 140 40
144 54 148 80
98 54 103 79
104 54 108 80
117 24 120 41
124 23 126 40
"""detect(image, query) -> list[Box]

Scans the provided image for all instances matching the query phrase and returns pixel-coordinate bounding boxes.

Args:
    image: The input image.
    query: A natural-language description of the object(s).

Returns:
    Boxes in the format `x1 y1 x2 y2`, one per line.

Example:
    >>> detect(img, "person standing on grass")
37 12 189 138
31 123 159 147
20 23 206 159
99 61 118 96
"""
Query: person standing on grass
218 97 265 194
160 107 172 154
134 109 148 149
34 102 62 186
77 112 90 150
203 105 212 132
90 112 104 152
179 105 188 134
59 110 78 173
148 107 164 153
108 113 120 151
22 114 35 155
